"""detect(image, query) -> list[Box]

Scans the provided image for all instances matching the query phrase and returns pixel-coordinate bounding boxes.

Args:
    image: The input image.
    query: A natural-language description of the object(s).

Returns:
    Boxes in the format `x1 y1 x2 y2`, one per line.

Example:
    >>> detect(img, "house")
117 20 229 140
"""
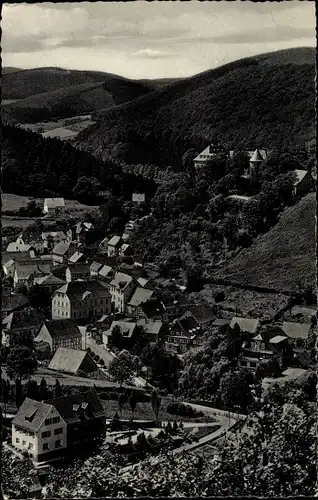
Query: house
1 292 29 319
238 328 288 371
137 277 150 289
99 237 109 253
281 321 311 347
33 273 66 296
65 263 91 283
2 258 16 278
98 264 114 281
126 287 155 318
119 243 134 257
12 389 105 463
292 169 313 196
52 242 75 266
13 263 51 288
48 347 97 375
132 193 146 204
189 305 216 327
136 319 164 346
90 261 103 278
227 195 251 204
109 272 136 313
43 198 65 217
107 236 123 257
74 221 93 244
2 308 45 347
42 231 69 253
194 142 228 169
166 314 202 353
68 252 87 265
34 319 82 352
230 317 260 334
51 281 111 322
103 320 138 347
6 242 33 253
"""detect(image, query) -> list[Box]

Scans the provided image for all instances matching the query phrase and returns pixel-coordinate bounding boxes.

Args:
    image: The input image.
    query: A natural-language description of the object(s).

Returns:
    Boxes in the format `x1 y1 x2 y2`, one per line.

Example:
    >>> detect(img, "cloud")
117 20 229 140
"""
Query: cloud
131 49 171 59
207 27 315 45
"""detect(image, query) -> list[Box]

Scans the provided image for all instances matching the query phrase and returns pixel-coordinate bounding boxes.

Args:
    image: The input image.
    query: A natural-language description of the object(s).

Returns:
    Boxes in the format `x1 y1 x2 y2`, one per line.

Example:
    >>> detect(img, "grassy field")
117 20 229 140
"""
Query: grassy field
215 194 315 293
20 117 95 138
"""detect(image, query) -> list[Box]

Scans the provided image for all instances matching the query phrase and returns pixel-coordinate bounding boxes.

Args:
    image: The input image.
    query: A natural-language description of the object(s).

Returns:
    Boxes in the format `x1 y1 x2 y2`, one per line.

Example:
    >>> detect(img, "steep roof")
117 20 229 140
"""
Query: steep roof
34 273 65 286
69 252 85 264
44 198 65 208
53 241 72 256
40 319 82 340
132 193 146 202
12 398 53 432
6 243 32 253
108 235 122 247
293 169 308 186
3 308 45 331
250 149 265 163
44 389 105 425
15 263 51 280
3 258 15 268
282 321 311 340
120 243 132 253
48 347 96 374
42 231 67 241
90 261 103 273
2 251 31 264
55 281 111 301
177 315 200 332
212 318 231 327
128 287 154 307
110 272 133 291
230 316 260 334
1 293 29 313
189 305 216 325
137 319 163 335
98 264 113 278
66 263 90 275
109 320 137 338
137 277 149 288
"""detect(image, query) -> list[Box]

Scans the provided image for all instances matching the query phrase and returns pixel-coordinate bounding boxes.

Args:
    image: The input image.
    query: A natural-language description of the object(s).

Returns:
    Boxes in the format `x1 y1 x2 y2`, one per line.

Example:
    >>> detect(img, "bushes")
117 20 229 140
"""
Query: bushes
95 355 100 363
166 401 203 418
99 359 105 366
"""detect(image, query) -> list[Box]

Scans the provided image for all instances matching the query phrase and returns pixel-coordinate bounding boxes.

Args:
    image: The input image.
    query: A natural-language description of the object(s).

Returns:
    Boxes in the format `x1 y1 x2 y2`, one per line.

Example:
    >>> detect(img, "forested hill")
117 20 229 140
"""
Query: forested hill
1 67 158 123
77 47 315 167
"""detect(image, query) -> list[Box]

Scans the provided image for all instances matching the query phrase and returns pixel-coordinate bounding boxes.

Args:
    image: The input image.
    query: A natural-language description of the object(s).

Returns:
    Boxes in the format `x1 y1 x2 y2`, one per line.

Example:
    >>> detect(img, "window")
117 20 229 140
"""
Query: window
44 418 52 426
54 428 63 435
52 417 60 424
250 362 257 368
58 301 60 306
240 360 247 366
43 443 49 451
28 443 34 450
55 440 62 448
22 440 26 446
16 438 20 444
42 430 51 438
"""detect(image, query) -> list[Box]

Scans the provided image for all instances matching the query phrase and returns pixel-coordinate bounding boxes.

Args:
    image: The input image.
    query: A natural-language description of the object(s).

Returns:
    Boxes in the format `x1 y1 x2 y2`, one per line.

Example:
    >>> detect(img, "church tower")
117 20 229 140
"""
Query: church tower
249 149 264 186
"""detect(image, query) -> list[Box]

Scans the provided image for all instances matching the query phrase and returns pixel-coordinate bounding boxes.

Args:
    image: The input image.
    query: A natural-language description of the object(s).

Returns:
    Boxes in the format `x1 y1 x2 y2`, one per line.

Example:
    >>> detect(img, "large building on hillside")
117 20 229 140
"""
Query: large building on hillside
109 272 136 313
51 281 111 322
34 319 82 352
43 198 65 217
12 389 105 463
194 142 228 169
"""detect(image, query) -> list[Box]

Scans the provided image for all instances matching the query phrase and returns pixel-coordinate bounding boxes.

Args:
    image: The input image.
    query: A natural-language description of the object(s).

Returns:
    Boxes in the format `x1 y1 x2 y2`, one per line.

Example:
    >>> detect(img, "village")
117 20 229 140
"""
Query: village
1 141 316 498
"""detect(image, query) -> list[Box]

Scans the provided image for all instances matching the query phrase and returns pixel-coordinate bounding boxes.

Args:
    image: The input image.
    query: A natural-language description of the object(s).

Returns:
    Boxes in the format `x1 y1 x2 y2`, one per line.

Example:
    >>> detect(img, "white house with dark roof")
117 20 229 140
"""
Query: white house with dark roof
107 236 123 256
103 320 138 347
51 281 111 321
292 169 313 196
65 263 91 283
34 273 66 296
48 347 97 374
35 319 82 352
43 198 65 217
127 287 155 318
194 142 228 169
109 272 136 313
132 193 146 204
119 243 133 257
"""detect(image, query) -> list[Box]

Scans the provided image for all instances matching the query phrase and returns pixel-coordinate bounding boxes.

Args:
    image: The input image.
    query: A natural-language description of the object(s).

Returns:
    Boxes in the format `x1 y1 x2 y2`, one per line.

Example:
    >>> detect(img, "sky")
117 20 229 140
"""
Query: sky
2 1 316 79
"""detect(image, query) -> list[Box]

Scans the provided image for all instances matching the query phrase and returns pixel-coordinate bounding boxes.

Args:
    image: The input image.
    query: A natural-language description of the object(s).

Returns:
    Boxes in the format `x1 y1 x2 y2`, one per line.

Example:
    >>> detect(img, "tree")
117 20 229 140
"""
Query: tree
26 380 39 401
118 393 127 419
6 346 37 380
129 393 138 420
27 285 51 310
151 390 162 424
141 346 182 392
109 326 124 351
15 378 24 409
39 377 49 400
54 379 62 398
219 369 253 413
108 358 131 387
1 380 10 415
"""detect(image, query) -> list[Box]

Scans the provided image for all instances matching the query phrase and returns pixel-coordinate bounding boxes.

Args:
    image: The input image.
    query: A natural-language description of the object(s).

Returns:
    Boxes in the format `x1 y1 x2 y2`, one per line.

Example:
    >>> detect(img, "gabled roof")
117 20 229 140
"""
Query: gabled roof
44 198 65 208
269 335 288 344
66 263 90 275
109 320 137 338
3 259 15 268
293 169 308 186
128 287 154 307
2 251 31 264
34 273 65 286
90 261 103 273
137 319 163 335
3 308 45 332
108 235 122 247
137 277 149 288
6 243 32 253
253 326 286 344
189 305 216 325
212 318 231 327
14 263 51 280
12 398 53 432
194 143 227 161
98 265 113 278
99 237 109 246
48 348 96 374
228 195 250 202
230 316 260 334
1 293 29 313
42 231 67 241
75 222 93 234
53 241 72 256
120 243 132 253
69 252 85 264
55 281 111 301
250 149 265 163
177 315 200 333
110 272 133 291
132 193 146 202
39 319 82 340
282 322 311 340
44 389 105 425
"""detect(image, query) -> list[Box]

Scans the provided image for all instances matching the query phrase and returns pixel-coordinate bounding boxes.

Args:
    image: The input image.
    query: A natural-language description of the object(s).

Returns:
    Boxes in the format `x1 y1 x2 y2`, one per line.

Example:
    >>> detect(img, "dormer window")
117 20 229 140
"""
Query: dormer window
73 404 80 412
81 402 88 410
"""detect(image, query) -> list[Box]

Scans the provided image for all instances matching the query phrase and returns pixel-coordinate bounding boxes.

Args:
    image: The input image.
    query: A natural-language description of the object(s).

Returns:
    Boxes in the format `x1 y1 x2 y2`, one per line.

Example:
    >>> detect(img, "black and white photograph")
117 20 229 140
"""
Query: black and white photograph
0 0 316 498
